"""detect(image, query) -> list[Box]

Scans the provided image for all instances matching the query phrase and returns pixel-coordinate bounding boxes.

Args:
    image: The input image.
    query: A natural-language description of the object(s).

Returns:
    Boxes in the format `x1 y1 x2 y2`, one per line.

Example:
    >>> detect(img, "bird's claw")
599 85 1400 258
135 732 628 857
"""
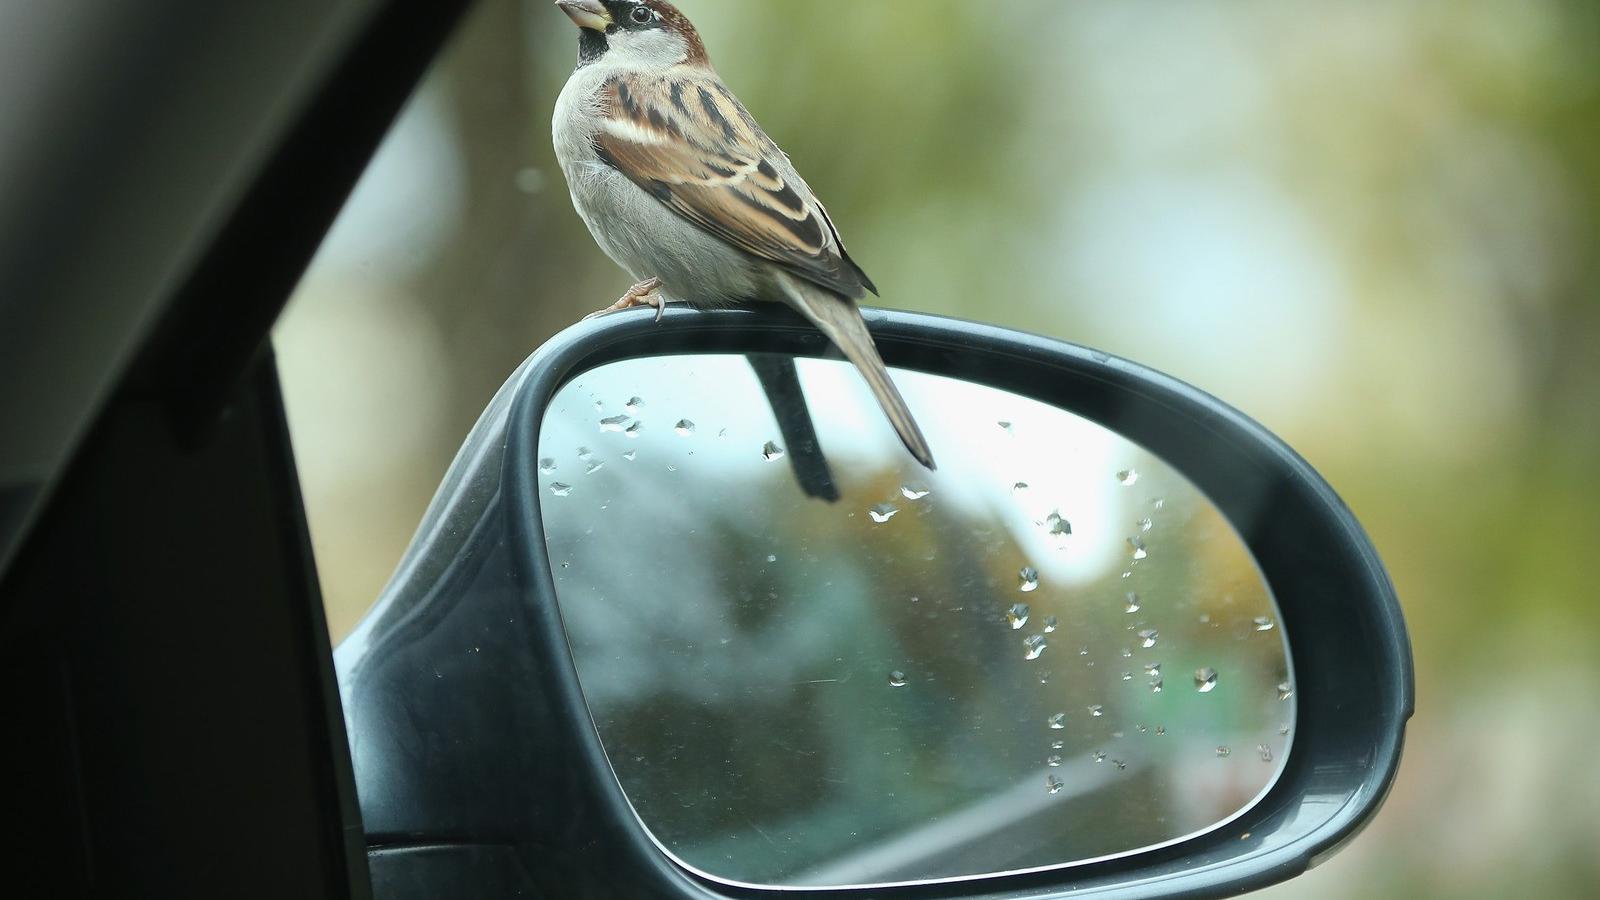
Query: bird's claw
584 277 667 323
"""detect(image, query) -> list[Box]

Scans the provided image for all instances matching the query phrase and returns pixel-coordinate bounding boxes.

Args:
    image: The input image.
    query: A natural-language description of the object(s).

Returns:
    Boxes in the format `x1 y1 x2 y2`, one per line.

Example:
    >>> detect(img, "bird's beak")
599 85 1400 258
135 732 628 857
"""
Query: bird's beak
556 0 613 32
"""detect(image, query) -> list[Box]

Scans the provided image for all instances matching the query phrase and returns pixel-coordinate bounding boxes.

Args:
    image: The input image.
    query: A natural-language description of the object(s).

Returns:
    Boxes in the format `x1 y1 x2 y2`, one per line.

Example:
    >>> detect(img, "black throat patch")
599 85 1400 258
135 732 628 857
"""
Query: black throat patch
576 28 610 67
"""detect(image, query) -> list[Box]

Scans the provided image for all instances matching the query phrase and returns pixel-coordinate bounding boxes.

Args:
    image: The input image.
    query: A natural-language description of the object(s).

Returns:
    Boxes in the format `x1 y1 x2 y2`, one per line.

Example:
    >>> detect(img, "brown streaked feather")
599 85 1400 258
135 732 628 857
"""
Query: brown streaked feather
592 72 877 300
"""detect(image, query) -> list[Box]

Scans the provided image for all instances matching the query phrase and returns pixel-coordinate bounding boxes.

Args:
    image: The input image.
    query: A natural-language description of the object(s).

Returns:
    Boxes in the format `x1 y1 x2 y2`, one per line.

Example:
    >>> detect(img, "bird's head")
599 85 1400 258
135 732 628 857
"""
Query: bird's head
556 0 710 69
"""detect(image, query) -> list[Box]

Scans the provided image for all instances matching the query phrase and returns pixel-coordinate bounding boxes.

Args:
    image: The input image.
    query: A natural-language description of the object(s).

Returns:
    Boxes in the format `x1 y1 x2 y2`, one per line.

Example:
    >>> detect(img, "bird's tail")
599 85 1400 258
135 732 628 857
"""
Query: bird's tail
773 272 936 470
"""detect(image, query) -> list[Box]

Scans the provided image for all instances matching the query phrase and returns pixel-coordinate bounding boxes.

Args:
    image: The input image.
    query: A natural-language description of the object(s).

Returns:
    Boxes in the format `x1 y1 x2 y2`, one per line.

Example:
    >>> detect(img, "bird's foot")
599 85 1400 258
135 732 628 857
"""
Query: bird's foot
584 277 669 323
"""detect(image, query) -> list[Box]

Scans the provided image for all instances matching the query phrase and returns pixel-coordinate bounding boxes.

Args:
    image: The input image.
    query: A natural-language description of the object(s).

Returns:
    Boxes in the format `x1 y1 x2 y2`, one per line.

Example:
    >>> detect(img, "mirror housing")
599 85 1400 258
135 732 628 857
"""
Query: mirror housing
335 306 1412 899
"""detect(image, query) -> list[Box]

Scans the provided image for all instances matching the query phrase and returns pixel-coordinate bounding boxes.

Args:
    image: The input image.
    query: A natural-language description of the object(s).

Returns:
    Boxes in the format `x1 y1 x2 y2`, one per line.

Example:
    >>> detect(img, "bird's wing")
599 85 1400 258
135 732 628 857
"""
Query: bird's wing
592 71 877 299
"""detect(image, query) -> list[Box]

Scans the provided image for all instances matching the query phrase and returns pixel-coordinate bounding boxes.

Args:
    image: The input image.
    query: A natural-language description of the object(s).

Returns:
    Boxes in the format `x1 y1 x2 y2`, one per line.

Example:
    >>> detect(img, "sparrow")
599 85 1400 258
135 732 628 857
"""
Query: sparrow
551 0 936 470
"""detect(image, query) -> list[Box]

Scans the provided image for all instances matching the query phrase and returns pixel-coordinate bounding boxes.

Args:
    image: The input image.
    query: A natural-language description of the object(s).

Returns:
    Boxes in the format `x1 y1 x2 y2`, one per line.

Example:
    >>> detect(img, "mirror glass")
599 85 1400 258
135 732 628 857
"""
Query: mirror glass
538 354 1294 889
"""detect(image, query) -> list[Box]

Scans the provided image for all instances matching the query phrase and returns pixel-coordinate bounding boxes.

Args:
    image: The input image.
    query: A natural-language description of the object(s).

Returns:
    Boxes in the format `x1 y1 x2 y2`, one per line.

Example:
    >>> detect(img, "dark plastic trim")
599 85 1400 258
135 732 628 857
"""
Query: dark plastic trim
348 304 1412 899
0 1 473 895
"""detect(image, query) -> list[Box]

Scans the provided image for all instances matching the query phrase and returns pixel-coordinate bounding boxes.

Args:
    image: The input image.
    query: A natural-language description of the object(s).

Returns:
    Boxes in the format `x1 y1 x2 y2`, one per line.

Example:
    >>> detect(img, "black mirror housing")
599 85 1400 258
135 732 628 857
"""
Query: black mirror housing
336 306 1412 899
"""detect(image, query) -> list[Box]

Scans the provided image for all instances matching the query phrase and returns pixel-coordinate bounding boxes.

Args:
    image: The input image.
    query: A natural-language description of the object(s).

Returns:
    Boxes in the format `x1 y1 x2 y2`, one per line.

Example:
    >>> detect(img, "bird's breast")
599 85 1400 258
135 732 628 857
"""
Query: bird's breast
552 69 609 175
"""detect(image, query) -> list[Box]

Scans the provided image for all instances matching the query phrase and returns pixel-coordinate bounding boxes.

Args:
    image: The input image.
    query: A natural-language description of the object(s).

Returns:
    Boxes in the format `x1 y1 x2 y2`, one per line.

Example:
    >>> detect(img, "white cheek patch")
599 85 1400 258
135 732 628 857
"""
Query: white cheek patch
606 29 690 68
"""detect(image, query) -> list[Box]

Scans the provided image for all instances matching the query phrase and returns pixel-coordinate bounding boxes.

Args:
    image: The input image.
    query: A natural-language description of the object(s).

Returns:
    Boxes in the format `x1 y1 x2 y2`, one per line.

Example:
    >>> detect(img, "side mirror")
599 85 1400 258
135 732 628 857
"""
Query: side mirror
336 307 1411 899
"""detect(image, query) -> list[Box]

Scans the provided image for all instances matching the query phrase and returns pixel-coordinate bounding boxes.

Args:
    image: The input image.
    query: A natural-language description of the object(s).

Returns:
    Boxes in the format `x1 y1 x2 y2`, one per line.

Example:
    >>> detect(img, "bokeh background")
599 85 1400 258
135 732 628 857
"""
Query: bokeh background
276 1 1600 896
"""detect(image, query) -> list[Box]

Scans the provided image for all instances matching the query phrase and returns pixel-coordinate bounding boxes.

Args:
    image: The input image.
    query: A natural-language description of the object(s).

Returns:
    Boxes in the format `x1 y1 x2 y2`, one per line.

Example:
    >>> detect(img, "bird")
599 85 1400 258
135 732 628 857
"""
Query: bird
550 0 936 470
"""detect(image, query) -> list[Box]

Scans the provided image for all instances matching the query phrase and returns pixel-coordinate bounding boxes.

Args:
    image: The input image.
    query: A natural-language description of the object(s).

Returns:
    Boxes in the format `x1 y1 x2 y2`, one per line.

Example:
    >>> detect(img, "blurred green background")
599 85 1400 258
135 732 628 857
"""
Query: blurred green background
276 1 1600 896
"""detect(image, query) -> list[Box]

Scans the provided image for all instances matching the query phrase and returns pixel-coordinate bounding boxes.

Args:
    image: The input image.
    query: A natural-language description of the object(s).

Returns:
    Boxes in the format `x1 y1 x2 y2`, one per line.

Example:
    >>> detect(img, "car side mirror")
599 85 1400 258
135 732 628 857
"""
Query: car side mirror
335 306 1411 899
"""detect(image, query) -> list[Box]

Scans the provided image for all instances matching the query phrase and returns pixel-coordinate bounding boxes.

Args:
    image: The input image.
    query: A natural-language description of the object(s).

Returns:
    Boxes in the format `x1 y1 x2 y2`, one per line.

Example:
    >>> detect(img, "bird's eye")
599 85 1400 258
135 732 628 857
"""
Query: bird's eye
629 6 653 24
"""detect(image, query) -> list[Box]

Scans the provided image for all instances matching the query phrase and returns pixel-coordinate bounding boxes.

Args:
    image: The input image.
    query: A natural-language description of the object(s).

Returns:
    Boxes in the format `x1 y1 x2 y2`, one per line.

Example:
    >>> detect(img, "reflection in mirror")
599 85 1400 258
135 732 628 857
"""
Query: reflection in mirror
539 355 1294 889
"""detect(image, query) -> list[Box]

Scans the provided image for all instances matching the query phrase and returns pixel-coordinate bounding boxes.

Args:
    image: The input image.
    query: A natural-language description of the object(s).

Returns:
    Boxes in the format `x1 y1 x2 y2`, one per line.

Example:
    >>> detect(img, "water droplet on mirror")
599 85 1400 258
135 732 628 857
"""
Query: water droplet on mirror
1195 667 1219 693
766 554 778 563
1051 739 1065 750
900 483 931 501
1089 705 1104 717
1093 751 1106 763
625 397 644 414
1048 712 1066 730
1018 567 1040 592
762 441 786 462
623 450 638 462
1120 648 1133 659
1137 517 1153 532
1279 723 1291 736
1046 775 1064 795
1254 616 1275 632
1124 592 1141 613
599 415 631 433
1113 759 1127 770
1118 469 1140 486
1023 634 1048 660
888 671 908 688
1150 678 1164 693
549 483 573 497
869 504 900 524
1121 671 1133 681
1258 744 1273 762
1152 498 1166 510
585 462 605 475
1043 615 1058 633
624 422 643 439
1012 482 1030 496
1006 603 1030 630
1216 746 1232 758
1138 629 1158 649
578 447 593 461
674 419 696 436
539 458 557 474
1046 754 1063 767
1128 537 1149 561
1278 681 1294 701
1144 663 1162 677
1045 511 1072 540
998 421 1014 435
